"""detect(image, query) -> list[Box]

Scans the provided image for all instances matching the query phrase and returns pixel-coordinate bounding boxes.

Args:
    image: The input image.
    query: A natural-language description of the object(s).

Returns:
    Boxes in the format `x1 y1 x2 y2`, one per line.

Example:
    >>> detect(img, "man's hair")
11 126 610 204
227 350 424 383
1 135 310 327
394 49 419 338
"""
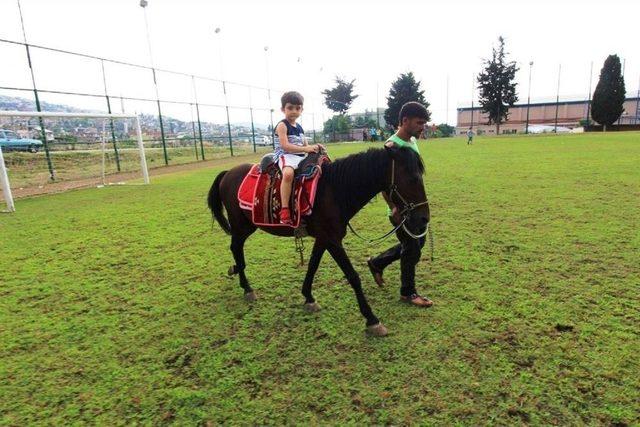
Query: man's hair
399 102 428 124
281 91 304 108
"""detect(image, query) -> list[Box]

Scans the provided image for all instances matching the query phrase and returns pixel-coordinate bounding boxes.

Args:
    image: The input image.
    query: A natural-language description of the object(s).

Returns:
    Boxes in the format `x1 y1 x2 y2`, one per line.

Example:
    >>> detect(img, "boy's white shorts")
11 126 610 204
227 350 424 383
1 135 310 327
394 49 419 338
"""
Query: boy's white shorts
278 153 306 171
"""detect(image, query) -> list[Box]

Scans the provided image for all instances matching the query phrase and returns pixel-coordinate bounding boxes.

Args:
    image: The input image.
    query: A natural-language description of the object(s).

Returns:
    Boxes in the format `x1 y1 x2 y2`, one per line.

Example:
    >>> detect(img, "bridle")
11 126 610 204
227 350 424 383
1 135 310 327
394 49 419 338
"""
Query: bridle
387 158 430 239
347 158 431 242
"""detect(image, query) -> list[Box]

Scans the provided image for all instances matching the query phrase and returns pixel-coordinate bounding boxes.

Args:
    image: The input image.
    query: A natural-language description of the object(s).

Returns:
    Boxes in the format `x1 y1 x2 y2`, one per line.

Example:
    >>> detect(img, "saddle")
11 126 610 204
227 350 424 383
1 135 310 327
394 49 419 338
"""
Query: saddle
237 152 330 227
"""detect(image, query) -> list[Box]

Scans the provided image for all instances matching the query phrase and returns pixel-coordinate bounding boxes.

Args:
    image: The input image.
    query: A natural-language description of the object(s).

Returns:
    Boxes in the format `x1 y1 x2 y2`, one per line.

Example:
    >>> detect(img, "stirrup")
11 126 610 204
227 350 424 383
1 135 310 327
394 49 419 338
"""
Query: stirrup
280 207 293 225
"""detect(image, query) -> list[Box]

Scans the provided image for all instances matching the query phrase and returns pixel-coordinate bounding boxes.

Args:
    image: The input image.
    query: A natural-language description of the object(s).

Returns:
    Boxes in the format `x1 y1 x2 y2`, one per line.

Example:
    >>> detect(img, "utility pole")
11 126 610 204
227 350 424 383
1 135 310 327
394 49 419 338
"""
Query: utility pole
554 64 561 133
525 61 533 134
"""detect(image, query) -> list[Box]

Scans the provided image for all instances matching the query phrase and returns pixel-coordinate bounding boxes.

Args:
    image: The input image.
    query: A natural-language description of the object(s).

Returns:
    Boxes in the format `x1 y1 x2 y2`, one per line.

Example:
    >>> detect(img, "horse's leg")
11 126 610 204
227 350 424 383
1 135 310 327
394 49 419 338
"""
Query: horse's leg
326 242 388 336
230 233 256 302
301 240 325 312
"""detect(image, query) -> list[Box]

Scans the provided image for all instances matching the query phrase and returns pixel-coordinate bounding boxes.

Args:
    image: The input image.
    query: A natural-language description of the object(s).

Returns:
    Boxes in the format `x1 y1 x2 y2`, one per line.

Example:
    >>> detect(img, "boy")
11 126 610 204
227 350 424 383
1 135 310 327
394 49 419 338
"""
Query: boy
273 91 323 225
467 127 474 145
367 102 433 307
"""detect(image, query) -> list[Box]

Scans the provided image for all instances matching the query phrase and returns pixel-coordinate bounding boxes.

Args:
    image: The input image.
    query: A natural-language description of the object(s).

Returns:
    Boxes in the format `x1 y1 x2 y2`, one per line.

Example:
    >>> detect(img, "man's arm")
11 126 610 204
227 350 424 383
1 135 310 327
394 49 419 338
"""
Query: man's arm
382 191 401 223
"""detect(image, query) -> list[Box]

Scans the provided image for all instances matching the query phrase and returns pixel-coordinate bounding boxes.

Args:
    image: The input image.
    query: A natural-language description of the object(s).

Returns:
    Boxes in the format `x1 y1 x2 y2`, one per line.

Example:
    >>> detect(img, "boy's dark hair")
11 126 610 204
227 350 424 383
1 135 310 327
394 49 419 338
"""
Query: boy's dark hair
399 102 428 124
281 91 304 108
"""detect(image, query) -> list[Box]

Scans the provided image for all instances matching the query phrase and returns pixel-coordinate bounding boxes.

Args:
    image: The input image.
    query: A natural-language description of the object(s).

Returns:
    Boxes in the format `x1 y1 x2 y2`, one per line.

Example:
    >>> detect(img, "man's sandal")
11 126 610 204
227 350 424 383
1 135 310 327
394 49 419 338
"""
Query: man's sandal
400 293 434 308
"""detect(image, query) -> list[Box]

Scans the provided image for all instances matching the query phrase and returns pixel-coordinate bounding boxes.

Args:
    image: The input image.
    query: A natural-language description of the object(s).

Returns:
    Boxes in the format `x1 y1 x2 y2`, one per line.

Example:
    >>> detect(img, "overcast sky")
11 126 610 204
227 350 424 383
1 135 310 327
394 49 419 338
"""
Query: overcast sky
0 0 638 127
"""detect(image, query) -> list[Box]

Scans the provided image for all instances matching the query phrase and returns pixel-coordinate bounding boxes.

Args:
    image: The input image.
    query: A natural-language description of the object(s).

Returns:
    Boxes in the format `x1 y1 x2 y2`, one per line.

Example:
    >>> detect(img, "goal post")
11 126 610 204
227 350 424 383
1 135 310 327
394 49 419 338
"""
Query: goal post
0 145 15 212
0 111 149 212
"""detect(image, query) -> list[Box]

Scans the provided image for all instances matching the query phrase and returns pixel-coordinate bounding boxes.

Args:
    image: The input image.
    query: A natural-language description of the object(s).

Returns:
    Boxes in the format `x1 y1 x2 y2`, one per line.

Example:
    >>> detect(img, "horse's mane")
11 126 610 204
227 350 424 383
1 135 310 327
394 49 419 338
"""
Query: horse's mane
322 146 424 220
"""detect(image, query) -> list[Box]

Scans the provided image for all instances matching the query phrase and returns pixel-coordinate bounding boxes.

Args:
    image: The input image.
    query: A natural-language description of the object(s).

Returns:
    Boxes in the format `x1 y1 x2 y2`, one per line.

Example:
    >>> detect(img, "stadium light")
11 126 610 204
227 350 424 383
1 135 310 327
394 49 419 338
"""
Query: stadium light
264 45 275 146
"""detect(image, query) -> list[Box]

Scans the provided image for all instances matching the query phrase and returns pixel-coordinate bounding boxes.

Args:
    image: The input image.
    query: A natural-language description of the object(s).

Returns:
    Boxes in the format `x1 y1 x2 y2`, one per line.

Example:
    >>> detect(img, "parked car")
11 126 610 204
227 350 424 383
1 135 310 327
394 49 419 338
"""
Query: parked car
0 130 43 153
256 135 273 146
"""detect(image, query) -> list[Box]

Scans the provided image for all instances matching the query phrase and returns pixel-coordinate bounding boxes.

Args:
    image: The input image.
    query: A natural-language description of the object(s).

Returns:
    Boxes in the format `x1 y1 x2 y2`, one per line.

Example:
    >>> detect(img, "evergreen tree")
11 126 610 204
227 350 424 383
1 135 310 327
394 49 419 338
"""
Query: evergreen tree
384 72 430 129
322 77 358 115
477 36 519 134
591 55 626 131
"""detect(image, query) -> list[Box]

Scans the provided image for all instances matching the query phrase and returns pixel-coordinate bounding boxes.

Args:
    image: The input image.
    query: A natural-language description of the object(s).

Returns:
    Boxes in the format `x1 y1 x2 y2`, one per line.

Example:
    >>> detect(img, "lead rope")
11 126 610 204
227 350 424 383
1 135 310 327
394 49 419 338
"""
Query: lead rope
294 235 305 266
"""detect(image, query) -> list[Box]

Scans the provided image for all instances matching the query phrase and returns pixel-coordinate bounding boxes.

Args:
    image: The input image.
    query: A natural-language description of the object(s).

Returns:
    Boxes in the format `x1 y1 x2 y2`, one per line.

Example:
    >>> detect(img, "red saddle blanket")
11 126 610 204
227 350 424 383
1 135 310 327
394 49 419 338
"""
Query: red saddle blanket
237 158 326 227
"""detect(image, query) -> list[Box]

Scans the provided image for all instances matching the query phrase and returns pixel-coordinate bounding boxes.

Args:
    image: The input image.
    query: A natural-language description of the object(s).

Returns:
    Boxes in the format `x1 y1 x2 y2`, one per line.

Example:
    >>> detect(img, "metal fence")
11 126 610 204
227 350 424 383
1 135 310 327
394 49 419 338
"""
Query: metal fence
0 37 327 182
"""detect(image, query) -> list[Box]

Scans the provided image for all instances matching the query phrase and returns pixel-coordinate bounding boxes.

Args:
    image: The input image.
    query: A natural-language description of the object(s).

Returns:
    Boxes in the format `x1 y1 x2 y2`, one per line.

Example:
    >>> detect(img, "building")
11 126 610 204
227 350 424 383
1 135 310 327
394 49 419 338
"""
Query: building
456 96 640 135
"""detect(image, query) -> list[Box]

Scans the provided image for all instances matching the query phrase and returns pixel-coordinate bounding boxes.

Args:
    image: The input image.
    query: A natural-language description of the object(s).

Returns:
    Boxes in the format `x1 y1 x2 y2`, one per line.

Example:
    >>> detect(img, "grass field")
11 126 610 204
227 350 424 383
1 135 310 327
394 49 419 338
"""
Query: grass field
1 133 639 425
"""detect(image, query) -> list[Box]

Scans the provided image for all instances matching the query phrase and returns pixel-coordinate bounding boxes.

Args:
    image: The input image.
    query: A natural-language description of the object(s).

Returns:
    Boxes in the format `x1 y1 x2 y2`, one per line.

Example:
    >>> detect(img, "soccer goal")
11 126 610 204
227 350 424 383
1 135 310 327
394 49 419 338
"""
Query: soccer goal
0 111 149 213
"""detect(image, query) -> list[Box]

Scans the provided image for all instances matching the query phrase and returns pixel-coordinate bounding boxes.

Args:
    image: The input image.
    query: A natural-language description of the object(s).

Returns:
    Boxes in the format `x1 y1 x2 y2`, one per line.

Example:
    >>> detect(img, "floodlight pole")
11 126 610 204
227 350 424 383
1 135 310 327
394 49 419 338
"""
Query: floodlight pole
446 74 449 125
525 61 533 134
264 46 275 149
470 73 475 130
140 0 169 165
17 0 55 180
586 61 594 126
215 27 234 156
554 64 561 133
376 80 380 129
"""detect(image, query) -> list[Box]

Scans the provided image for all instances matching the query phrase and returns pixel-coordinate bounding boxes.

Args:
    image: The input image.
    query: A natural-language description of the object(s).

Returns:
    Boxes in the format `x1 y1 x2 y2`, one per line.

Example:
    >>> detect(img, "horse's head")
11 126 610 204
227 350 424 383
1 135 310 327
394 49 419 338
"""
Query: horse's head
384 145 430 237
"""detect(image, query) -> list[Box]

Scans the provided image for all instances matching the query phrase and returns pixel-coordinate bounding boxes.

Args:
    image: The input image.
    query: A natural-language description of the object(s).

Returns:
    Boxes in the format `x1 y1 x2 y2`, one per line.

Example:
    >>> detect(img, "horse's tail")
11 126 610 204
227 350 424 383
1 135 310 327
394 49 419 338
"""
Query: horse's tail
208 170 231 235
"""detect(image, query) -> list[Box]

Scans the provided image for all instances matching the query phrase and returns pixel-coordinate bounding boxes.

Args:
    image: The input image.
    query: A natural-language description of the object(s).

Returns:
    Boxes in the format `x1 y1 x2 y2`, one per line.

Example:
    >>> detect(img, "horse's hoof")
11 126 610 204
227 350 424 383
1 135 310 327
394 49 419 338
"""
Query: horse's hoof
366 323 388 337
304 302 321 313
244 291 257 302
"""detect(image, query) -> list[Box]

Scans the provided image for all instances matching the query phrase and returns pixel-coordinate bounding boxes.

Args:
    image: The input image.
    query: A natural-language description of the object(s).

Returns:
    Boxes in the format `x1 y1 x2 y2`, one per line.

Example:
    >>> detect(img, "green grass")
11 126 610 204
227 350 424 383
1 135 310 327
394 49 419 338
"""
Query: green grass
1 133 639 425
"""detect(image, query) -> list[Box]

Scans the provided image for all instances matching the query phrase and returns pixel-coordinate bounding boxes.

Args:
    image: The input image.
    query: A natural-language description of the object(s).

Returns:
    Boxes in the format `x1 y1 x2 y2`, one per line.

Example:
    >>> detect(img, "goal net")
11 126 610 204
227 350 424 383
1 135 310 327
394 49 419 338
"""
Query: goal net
0 111 149 213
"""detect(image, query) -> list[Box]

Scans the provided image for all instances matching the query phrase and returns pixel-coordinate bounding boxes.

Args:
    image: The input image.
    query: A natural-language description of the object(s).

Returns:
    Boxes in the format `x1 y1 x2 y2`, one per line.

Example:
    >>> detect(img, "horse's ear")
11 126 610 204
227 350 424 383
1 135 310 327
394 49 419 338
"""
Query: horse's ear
384 143 399 158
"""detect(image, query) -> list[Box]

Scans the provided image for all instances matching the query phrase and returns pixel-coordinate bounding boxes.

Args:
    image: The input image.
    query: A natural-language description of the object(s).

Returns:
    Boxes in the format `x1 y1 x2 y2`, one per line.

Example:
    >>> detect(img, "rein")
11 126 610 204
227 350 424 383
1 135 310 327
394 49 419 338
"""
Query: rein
347 158 435 260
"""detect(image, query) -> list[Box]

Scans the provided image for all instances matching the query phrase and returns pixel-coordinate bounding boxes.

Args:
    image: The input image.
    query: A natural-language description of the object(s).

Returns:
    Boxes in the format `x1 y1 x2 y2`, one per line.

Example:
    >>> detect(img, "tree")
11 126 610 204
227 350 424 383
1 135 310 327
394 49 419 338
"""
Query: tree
477 36 519 134
323 115 352 141
322 77 358 115
354 115 377 128
591 55 626 131
384 72 430 129
436 123 455 137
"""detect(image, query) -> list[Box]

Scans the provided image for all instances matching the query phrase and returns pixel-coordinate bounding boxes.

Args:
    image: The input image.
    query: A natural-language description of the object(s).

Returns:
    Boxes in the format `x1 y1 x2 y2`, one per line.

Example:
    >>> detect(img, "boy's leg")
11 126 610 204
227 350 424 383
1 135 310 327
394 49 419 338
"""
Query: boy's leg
280 166 294 223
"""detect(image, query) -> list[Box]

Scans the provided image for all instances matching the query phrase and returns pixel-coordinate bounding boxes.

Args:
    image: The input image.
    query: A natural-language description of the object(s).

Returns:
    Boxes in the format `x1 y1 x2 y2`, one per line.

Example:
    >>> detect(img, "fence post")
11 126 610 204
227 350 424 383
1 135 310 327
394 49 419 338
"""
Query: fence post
222 81 234 156
249 87 256 153
191 76 205 160
151 68 169 165
22 42 55 180
100 60 121 171
312 112 317 143
190 104 199 160
250 108 257 153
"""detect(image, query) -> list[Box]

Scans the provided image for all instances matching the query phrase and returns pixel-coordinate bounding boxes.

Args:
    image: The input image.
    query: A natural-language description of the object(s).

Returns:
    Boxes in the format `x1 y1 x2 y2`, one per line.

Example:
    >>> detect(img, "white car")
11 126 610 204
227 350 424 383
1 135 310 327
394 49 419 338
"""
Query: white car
256 135 272 146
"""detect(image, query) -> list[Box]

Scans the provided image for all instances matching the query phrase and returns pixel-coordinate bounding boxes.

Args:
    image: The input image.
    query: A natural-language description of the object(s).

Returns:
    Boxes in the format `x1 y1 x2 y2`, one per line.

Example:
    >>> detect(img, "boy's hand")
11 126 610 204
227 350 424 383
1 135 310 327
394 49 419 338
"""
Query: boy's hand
306 145 320 153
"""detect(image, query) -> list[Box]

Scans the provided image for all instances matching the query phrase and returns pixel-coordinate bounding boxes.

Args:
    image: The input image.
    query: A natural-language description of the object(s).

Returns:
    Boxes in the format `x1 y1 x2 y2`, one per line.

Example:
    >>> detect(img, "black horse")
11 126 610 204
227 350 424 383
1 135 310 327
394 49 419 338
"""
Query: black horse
207 146 430 336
